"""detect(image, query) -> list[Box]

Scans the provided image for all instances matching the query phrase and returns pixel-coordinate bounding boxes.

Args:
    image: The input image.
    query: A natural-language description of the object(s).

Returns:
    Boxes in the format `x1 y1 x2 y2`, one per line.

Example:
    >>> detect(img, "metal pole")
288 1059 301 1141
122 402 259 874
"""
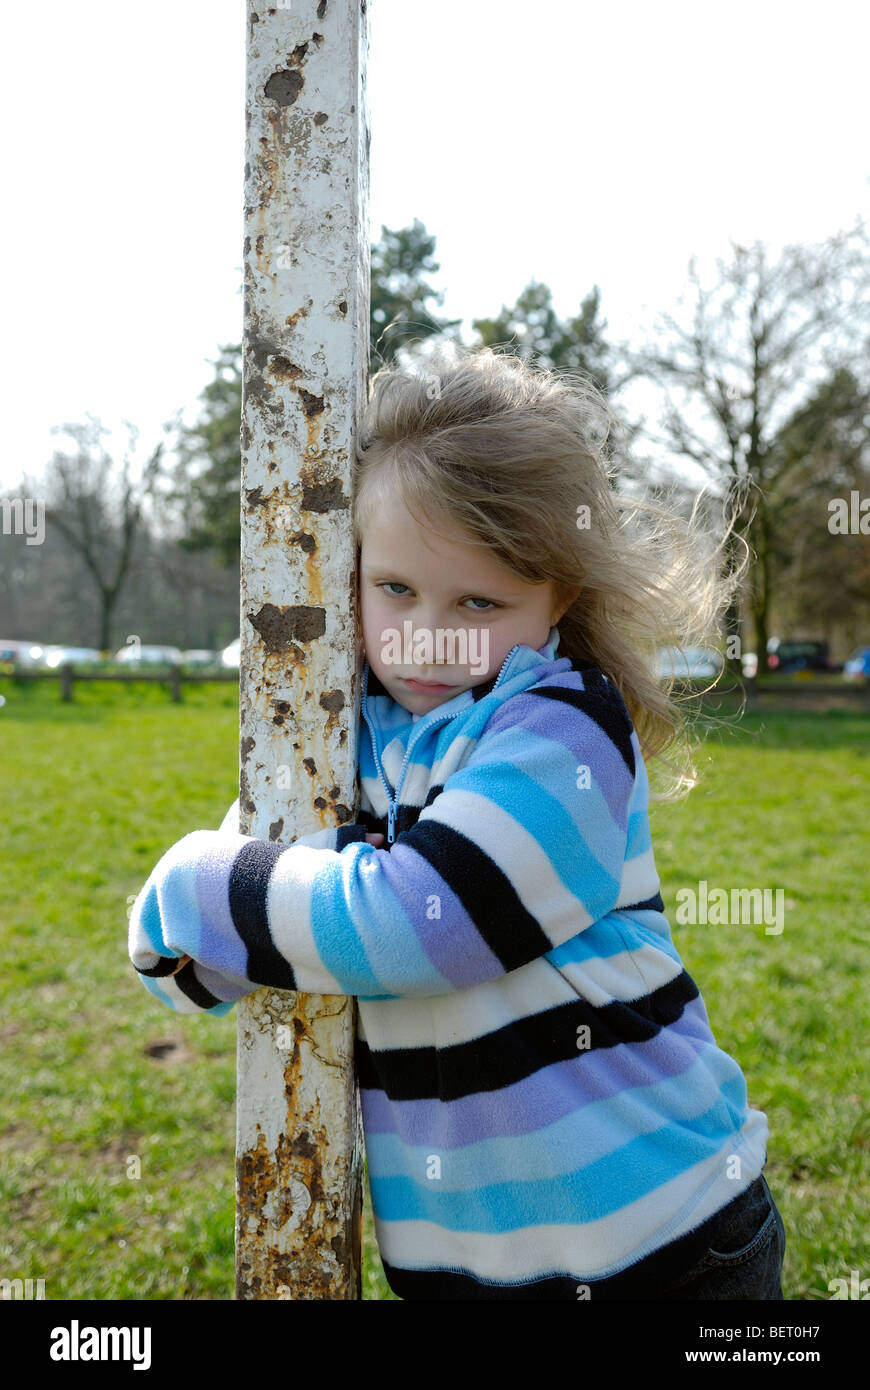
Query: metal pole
236 0 370 1300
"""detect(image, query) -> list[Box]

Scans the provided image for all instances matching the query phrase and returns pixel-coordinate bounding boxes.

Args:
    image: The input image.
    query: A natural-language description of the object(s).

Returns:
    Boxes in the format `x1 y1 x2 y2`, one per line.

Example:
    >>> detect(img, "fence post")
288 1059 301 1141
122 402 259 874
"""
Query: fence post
235 0 370 1300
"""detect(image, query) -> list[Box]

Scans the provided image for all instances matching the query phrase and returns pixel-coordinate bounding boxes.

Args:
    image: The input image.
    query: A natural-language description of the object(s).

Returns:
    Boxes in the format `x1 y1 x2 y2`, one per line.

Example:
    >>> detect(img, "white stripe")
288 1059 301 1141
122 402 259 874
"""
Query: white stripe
374 1112 769 1282
361 731 479 815
359 941 683 1051
618 845 660 905
266 845 346 994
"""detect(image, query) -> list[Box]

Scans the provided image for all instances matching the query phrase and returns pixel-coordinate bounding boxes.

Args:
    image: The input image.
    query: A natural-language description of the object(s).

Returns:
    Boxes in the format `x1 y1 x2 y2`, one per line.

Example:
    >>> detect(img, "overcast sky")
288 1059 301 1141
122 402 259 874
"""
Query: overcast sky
1 0 868 493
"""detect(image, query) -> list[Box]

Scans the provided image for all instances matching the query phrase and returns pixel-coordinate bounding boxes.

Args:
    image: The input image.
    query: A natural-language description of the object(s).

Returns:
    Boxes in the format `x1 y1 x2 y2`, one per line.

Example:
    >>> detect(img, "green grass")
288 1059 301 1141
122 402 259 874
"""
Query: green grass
0 676 867 1301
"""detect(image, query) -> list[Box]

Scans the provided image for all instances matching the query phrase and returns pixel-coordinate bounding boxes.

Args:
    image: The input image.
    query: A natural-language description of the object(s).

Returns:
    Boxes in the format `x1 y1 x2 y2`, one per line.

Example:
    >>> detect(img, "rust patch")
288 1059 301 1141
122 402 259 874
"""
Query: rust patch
264 69 304 106
269 817 285 841
298 388 324 417
319 688 346 725
302 757 317 777
271 356 303 382
284 529 316 554
337 299 347 314
301 479 349 512
289 1129 318 1162
239 767 256 818
241 735 256 760
249 604 326 652
314 111 328 126
245 485 270 510
284 304 310 331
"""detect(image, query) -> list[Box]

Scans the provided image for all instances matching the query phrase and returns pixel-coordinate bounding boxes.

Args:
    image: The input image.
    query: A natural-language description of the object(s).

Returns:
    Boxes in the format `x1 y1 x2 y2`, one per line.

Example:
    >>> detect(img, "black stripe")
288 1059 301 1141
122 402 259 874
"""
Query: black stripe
173 961 224 1011
136 955 183 978
228 839 297 989
365 666 390 698
357 970 700 1101
618 893 666 913
471 673 499 702
402 818 552 973
380 1261 582 1300
335 824 370 850
532 685 636 776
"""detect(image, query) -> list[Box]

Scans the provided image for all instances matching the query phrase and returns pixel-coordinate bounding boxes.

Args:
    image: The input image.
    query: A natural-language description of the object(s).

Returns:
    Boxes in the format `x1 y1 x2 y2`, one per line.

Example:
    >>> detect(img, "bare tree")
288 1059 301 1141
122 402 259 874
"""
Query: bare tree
623 219 870 670
43 416 164 651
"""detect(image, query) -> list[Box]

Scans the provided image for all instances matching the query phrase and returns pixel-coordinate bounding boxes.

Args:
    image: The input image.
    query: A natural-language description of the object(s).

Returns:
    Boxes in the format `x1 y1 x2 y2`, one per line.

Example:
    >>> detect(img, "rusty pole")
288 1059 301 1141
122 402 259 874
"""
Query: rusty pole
236 0 370 1299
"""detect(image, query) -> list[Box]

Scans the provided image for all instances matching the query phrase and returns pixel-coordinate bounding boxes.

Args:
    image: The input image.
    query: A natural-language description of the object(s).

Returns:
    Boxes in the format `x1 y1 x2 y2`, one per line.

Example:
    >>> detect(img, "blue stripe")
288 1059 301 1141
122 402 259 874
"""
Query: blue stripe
366 1045 750 1188
370 1095 749 1230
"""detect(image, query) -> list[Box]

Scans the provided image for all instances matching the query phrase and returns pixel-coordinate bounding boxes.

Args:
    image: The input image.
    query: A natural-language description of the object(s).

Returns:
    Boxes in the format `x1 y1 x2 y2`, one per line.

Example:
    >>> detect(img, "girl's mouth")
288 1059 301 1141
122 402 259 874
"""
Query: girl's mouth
402 677 455 692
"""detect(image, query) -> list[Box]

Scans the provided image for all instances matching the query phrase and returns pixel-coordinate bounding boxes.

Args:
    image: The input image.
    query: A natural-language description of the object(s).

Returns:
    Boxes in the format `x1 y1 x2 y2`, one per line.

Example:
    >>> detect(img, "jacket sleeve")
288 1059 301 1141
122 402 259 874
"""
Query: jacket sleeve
128 798 370 1014
128 686 638 1008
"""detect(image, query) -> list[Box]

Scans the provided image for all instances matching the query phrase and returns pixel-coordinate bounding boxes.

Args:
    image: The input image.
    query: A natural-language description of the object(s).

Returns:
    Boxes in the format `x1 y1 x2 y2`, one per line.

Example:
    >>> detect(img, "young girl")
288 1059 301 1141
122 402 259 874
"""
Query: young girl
129 344 786 1300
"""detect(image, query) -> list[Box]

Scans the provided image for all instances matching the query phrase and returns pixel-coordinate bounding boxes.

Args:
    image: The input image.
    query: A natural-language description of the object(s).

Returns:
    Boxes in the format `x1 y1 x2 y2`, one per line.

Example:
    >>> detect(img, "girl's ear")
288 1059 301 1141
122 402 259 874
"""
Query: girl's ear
552 585 581 625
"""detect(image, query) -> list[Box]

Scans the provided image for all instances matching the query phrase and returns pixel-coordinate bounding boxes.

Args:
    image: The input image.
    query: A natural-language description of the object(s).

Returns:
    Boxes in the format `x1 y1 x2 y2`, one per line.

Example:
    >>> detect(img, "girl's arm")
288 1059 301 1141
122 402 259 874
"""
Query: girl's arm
128 685 639 1013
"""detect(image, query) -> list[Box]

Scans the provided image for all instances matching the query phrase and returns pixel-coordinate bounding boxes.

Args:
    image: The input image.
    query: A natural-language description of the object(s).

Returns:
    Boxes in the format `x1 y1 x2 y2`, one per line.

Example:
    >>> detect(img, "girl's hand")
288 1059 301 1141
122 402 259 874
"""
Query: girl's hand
170 834 383 975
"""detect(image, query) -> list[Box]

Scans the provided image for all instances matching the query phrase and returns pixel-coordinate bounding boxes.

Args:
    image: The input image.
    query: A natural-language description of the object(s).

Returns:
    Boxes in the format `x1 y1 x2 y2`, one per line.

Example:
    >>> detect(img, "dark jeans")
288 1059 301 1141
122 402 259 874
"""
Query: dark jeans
582 1172 787 1300
662 1173 787 1300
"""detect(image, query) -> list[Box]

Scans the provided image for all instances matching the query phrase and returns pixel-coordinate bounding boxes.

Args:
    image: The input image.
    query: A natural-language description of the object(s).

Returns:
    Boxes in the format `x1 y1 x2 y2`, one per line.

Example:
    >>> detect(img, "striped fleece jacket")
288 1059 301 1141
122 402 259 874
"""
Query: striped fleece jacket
128 626 769 1299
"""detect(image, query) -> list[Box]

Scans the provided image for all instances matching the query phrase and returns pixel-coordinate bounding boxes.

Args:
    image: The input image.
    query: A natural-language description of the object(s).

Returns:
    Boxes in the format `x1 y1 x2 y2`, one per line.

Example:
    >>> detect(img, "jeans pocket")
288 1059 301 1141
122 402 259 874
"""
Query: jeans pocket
706 1202 777 1266
662 1177 786 1300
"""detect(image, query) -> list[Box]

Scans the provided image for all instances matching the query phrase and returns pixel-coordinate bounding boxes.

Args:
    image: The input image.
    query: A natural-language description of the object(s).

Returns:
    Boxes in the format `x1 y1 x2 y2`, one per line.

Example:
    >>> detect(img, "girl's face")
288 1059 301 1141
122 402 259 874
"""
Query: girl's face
359 486 576 715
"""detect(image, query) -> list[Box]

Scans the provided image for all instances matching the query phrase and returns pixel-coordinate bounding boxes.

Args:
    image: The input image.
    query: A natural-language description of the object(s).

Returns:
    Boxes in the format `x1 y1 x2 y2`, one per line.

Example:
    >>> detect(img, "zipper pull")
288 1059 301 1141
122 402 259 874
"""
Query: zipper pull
387 802 396 844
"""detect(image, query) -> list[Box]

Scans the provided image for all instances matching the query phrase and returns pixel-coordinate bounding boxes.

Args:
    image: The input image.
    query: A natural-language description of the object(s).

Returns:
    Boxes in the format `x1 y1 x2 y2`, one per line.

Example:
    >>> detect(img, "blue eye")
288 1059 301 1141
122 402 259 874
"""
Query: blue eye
378 583 495 610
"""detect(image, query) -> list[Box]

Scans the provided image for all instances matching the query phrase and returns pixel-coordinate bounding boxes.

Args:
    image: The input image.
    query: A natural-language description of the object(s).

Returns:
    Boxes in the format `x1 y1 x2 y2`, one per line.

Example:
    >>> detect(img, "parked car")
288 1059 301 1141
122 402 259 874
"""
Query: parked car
112 643 185 666
42 646 105 669
181 649 223 668
741 651 758 678
843 645 870 681
657 646 724 680
221 638 241 668
766 639 837 674
0 639 50 668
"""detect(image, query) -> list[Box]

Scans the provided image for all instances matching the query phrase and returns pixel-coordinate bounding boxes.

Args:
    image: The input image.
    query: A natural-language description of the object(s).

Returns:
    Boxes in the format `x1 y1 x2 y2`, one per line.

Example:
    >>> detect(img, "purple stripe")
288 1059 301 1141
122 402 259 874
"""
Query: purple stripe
194 835 251 978
484 688 634 827
375 843 503 987
361 995 717 1146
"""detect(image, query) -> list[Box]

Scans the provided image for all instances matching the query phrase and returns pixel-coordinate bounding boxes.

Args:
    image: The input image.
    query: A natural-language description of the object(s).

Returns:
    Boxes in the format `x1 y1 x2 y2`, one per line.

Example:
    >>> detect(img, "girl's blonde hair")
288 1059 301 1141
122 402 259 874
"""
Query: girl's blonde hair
352 342 745 799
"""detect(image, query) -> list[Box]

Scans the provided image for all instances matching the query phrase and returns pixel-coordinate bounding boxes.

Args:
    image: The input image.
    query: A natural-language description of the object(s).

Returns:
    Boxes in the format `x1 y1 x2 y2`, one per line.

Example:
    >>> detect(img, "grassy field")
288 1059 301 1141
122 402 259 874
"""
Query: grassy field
0 675 867 1301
